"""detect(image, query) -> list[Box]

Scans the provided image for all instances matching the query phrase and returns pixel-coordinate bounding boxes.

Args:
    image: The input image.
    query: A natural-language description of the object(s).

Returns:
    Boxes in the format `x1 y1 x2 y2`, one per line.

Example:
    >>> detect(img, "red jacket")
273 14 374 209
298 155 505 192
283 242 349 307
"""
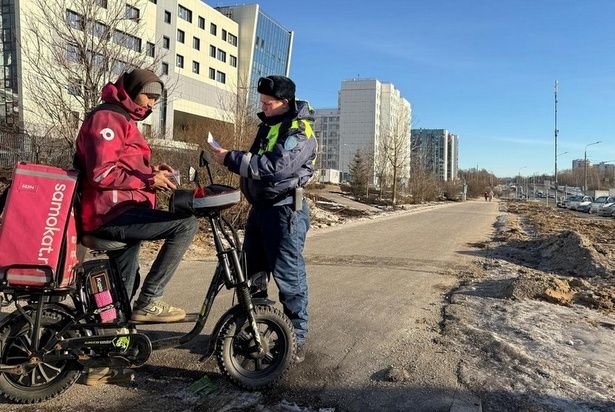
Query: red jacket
75 77 156 232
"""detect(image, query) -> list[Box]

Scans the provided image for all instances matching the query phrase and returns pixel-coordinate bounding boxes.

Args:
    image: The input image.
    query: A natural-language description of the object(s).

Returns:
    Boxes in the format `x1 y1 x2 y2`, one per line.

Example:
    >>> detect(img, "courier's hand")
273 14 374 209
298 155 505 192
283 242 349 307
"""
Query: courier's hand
211 147 229 165
154 163 174 173
151 170 177 191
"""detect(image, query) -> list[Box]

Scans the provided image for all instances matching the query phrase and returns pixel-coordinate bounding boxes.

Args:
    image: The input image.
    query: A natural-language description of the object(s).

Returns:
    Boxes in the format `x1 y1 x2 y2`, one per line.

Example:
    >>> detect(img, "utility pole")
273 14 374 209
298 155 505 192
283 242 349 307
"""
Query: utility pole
554 81 558 206
584 141 601 192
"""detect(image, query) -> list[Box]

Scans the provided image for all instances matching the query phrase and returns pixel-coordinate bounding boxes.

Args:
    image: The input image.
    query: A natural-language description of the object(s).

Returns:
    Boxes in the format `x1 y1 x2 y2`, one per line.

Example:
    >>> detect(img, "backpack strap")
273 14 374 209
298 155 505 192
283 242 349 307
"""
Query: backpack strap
85 103 131 122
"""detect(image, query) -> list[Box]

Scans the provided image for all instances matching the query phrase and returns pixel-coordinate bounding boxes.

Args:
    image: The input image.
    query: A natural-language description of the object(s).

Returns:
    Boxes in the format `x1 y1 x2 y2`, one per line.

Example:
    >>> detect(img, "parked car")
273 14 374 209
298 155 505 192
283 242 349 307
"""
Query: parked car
589 196 611 214
557 195 576 208
568 195 592 211
597 201 615 217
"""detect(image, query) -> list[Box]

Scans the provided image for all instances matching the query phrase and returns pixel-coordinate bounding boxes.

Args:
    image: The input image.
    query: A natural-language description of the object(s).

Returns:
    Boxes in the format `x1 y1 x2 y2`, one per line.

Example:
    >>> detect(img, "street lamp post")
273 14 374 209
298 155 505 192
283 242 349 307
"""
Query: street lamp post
584 141 601 192
554 81 559 204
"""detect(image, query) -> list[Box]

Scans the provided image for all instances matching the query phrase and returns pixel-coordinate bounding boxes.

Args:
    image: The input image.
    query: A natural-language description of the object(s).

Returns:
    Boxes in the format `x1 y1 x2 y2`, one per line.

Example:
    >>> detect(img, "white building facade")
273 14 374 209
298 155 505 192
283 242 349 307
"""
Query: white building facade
338 79 411 184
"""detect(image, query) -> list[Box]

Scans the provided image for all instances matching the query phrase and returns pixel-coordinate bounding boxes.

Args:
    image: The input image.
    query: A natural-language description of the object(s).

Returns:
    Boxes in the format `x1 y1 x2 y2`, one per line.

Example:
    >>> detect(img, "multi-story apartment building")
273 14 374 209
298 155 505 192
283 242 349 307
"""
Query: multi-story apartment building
1 0 295 157
447 132 458 180
2 0 242 141
411 128 459 181
312 108 340 170
572 159 591 170
155 0 241 138
216 4 293 111
338 79 411 183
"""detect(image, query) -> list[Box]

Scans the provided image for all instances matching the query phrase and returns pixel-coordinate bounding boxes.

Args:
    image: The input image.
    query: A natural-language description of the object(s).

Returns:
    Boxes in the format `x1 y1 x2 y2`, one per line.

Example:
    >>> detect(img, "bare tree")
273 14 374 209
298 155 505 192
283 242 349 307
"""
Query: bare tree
19 0 161 165
457 168 499 198
379 104 411 205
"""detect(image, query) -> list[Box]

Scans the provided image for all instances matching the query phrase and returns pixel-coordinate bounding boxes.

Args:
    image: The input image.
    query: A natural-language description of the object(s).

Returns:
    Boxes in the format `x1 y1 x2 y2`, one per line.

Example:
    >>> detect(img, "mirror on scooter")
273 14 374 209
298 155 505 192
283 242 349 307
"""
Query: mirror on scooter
199 150 208 167
189 166 203 189
199 150 215 185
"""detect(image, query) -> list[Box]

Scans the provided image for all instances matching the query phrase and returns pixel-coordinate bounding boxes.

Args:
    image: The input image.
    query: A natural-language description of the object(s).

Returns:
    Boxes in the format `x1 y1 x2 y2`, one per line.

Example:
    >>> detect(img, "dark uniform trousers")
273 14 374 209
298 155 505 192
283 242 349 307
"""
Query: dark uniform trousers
243 201 310 345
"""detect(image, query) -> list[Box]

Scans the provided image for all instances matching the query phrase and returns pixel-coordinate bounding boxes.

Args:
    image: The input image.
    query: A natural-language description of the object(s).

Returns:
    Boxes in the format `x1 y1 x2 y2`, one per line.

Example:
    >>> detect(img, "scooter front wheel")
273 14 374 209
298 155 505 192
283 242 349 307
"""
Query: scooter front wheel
216 305 296 390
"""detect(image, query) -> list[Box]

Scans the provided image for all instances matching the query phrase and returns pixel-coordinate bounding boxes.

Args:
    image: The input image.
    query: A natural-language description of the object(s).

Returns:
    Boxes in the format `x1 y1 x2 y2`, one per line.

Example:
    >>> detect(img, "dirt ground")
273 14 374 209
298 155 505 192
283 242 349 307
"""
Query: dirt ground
443 200 615 411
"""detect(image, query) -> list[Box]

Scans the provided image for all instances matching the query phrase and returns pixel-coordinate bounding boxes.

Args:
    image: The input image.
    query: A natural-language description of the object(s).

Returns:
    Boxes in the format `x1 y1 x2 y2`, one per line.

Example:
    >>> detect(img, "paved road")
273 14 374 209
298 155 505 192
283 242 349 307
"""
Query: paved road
2 200 498 411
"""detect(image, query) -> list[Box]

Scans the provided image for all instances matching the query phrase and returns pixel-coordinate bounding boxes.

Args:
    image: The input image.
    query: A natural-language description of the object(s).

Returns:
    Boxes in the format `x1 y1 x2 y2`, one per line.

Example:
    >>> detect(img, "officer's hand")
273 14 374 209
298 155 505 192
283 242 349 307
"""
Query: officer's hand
211 147 229 165
152 170 177 191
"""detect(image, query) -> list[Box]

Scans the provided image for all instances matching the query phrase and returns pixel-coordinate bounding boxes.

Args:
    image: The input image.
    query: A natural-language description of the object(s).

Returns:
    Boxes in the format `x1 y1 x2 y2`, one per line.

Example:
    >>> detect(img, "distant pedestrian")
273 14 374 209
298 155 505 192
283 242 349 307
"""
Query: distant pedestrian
484 191 488 201
488 190 494 202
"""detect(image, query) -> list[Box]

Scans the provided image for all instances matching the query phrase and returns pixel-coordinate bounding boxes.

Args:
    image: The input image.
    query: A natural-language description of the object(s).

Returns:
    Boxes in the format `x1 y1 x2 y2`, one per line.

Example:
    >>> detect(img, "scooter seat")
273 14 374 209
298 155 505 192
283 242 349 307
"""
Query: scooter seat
81 234 128 251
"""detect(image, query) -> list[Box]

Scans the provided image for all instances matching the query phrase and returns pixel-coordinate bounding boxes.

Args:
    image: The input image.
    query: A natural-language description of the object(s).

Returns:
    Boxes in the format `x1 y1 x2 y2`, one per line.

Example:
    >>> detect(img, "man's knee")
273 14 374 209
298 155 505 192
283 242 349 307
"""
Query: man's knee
178 215 198 236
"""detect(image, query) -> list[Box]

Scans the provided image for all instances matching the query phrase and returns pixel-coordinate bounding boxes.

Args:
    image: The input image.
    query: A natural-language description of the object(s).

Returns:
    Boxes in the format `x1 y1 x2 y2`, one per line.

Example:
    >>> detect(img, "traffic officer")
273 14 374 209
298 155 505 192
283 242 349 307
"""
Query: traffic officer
211 75 316 363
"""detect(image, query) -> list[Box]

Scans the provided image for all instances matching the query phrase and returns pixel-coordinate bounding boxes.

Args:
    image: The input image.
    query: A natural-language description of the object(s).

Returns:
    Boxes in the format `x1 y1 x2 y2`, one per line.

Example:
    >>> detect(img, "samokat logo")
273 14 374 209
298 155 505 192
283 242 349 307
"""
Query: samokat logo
37 183 67 265
100 128 115 141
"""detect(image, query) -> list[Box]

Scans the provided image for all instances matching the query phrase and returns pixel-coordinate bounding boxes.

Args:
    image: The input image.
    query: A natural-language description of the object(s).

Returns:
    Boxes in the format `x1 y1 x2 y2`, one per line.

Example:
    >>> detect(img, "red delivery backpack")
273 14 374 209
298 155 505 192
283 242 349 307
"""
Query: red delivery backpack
0 163 80 288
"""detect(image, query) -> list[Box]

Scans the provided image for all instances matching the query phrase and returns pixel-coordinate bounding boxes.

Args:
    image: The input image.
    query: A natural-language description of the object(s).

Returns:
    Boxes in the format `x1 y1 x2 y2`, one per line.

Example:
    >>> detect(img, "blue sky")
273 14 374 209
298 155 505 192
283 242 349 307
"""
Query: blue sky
240 0 615 177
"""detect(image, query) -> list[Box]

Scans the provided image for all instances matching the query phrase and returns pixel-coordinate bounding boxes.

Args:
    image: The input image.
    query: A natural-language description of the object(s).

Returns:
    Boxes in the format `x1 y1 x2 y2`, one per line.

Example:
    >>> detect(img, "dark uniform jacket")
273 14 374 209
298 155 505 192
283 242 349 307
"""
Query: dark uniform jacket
224 100 316 206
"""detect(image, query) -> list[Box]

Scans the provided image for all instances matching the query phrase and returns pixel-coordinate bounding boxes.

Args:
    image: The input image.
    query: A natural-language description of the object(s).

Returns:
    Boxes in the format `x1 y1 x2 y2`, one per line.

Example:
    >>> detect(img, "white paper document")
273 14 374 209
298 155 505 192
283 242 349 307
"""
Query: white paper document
207 132 221 150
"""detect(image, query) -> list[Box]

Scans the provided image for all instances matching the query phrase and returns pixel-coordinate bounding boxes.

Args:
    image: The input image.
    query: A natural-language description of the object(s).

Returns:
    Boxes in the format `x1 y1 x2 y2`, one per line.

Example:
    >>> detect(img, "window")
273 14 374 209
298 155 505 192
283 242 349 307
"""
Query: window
146 42 155 57
66 9 83 30
113 30 141 52
111 60 127 76
178 5 192 22
209 45 216 57
125 5 139 21
161 61 168 75
92 22 109 38
222 29 227 41
210 23 217 36
162 36 170 49
192 36 200 50
67 80 82 96
192 61 199 74
230 55 237 67
198 16 205 29
216 49 226 63
177 29 185 43
209 67 215 80
164 10 171 23
216 70 226 84
228 33 237 46
176 54 184 68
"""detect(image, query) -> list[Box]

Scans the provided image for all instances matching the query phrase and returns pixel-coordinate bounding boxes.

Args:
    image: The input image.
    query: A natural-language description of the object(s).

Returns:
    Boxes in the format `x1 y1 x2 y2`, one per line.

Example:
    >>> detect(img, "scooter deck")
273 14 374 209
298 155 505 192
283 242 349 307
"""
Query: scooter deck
127 312 202 325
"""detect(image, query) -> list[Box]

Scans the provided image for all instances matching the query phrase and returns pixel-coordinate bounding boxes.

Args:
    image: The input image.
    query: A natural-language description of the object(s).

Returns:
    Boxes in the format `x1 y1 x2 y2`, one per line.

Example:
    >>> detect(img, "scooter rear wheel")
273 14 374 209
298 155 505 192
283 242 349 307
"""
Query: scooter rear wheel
216 305 296 390
0 307 81 403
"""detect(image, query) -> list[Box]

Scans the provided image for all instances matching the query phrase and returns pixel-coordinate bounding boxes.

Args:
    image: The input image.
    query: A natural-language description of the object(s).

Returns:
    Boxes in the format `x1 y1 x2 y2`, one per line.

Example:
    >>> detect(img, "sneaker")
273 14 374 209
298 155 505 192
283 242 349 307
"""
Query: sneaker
131 300 186 323
294 343 306 364
84 367 135 386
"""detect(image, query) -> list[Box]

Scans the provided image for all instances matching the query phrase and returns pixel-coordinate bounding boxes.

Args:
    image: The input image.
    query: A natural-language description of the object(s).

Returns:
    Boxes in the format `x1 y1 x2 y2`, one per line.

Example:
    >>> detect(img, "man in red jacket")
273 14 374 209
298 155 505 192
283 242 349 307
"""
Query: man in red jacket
75 69 197 326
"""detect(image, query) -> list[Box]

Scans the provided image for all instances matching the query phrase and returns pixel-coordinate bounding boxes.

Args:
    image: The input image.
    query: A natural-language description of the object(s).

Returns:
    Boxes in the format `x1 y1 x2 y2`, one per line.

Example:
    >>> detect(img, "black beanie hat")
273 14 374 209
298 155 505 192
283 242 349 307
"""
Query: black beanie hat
257 75 295 100
121 69 164 100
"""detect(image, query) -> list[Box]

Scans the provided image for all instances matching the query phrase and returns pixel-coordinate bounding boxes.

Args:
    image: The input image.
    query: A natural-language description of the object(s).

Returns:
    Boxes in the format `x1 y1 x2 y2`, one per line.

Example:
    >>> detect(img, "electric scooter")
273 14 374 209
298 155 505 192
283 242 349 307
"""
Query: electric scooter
0 151 296 404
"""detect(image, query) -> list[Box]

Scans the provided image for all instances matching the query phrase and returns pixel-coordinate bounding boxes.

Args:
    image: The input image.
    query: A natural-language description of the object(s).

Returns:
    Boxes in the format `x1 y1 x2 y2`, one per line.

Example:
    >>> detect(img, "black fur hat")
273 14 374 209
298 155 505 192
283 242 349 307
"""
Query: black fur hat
257 75 295 100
